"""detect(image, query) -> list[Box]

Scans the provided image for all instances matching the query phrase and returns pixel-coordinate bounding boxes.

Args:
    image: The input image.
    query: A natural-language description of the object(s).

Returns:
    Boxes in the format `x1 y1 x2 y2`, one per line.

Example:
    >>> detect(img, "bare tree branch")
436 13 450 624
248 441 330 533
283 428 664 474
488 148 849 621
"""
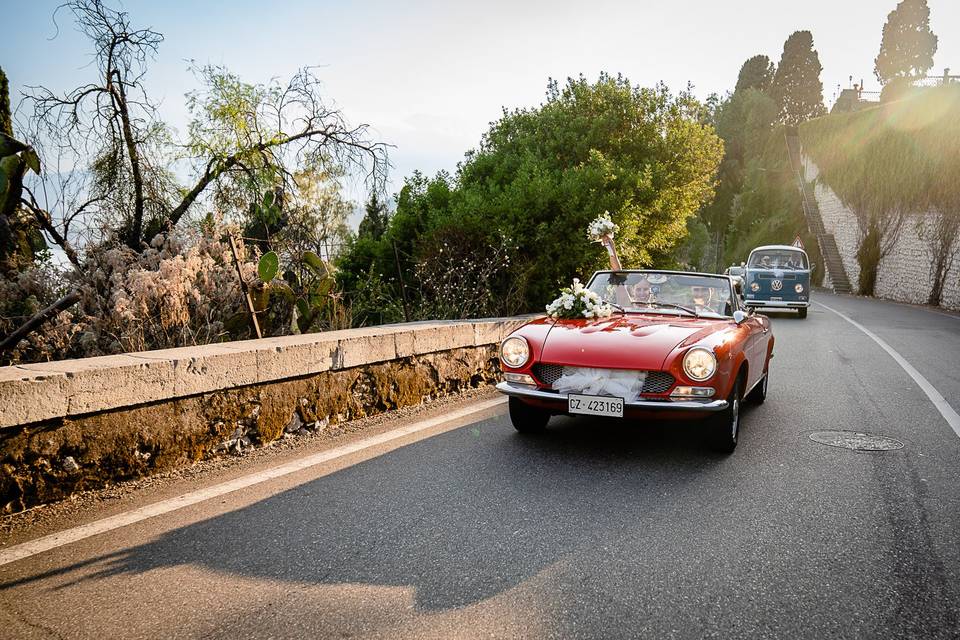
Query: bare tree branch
21 187 82 268
0 290 81 354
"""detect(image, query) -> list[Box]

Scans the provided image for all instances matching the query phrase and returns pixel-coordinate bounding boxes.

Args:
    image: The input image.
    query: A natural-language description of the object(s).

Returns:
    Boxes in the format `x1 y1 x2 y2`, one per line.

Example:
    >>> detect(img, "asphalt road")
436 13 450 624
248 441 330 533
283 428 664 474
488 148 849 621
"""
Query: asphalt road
2 291 960 639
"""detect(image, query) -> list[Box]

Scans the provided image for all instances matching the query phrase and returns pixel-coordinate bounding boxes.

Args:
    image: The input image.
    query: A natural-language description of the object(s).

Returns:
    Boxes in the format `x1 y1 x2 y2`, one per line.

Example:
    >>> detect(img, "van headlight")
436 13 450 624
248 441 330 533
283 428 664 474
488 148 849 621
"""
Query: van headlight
683 347 717 381
500 336 530 368
795 283 804 293
750 282 760 292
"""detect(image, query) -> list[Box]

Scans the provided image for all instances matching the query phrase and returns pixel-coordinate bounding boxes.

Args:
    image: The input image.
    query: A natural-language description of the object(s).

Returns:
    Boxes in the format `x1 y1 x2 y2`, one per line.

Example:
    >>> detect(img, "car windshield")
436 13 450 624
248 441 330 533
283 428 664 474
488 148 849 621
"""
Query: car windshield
748 249 808 270
586 271 735 318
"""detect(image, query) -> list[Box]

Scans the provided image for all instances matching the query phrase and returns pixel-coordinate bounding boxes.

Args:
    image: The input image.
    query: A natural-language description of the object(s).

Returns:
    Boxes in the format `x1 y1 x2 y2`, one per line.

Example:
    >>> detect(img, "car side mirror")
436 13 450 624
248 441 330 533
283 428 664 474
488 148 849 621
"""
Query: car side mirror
733 310 748 324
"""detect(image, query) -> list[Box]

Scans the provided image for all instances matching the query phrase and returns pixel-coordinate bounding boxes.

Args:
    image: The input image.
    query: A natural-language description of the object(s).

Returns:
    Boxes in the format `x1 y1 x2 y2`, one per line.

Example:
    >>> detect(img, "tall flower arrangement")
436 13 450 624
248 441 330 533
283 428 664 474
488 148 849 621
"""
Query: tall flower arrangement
587 212 619 242
588 211 622 270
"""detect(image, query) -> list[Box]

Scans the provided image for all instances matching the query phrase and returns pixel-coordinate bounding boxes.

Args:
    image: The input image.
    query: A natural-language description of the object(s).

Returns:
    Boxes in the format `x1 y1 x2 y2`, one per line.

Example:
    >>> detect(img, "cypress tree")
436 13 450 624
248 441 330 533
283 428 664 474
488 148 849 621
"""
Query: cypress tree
771 31 826 125
734 55 775 94
0 66 12 136
358 193 389 240
874 0 938 84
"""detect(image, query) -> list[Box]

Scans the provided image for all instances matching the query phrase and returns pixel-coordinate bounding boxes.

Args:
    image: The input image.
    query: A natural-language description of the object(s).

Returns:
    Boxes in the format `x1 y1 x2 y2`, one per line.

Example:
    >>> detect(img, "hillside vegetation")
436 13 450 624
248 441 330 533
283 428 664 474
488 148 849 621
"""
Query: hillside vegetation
800 85 960 299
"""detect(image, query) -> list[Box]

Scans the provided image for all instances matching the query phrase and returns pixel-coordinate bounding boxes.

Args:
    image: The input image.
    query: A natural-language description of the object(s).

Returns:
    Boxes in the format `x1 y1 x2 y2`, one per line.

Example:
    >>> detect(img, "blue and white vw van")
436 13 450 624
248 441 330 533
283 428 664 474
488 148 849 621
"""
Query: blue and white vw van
741 245 812 318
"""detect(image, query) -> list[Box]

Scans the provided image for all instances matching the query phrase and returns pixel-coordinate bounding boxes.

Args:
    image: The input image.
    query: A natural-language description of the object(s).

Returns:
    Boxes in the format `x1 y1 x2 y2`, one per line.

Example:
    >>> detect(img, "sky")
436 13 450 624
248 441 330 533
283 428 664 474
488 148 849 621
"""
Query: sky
3 0 959 219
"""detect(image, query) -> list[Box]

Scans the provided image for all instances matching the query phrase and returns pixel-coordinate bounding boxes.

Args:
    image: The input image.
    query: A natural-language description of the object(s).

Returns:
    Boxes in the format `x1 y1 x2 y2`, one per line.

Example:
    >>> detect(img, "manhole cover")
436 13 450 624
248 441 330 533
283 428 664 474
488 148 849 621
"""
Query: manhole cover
809 430 904 451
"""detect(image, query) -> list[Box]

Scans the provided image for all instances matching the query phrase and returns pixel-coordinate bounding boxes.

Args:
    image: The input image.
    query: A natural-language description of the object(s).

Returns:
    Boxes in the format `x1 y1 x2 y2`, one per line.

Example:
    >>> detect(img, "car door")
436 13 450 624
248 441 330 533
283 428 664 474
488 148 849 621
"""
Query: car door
742 307 769 390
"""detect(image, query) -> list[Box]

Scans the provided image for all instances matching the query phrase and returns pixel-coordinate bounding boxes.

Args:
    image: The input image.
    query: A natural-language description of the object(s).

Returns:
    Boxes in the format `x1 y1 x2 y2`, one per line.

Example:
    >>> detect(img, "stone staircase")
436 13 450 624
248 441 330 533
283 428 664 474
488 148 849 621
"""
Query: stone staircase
784 132 854 294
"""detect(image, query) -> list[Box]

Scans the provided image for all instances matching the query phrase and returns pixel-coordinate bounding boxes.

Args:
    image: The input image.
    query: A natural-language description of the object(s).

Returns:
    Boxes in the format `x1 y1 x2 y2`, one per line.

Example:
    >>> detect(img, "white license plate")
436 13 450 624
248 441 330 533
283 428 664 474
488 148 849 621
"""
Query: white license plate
770 296 782 301
567 394 624 417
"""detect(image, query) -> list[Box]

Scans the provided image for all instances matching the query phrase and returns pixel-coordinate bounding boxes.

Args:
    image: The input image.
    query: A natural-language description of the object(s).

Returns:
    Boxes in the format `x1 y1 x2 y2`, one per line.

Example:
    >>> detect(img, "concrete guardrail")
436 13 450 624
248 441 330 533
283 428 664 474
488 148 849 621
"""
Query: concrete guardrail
0 317 529 513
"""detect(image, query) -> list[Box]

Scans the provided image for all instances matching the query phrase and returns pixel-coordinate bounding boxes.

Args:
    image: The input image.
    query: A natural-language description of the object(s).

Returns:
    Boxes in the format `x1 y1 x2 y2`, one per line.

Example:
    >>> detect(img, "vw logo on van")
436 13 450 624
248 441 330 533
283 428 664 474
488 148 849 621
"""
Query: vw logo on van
771 279 783 291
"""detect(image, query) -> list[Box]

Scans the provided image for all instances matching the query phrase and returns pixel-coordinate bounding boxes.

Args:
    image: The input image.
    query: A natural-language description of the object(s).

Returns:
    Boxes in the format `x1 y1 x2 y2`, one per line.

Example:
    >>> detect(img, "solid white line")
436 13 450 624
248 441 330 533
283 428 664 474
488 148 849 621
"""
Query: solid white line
0 396 507 568
816 301 960 438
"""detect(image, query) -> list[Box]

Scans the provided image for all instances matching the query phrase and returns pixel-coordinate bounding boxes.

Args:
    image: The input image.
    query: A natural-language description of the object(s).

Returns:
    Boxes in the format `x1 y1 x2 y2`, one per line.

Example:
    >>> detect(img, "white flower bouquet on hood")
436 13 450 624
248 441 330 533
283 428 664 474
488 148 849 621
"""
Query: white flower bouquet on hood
545 278 614 319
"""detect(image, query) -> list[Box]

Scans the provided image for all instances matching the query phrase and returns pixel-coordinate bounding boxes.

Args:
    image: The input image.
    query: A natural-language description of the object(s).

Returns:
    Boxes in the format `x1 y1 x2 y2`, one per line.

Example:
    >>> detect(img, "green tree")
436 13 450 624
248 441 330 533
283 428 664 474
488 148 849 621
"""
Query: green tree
694 87 779 268
358 193 389 240
281 167 354 259
338 74 723 314
734 55 776 94
0 66 12 136
723 137 810 268
874 0 938 84
800 86 959 298
770 31 826 125
20 0 387 261
336 171 453 324
672 215 711 271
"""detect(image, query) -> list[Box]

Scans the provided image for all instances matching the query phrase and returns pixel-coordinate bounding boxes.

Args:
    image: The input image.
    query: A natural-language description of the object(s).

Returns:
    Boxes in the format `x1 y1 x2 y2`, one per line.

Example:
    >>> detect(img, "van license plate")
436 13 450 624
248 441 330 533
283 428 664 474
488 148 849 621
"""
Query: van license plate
568 394 624 417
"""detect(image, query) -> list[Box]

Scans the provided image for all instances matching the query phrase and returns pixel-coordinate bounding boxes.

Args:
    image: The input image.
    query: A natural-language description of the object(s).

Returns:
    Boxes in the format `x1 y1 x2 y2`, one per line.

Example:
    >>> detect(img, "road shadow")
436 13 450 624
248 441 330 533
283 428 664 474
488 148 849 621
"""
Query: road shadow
0 414 730 612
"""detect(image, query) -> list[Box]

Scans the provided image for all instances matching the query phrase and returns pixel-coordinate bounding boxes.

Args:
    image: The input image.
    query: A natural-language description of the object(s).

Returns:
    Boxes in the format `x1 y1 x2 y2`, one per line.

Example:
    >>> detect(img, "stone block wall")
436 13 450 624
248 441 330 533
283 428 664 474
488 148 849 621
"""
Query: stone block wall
802 154 960 310
0 318 529 513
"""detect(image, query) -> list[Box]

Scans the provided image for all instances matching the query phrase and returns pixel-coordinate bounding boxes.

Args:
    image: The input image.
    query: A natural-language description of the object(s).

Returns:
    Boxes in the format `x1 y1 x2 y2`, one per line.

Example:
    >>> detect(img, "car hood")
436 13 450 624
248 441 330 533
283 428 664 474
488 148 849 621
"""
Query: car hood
539 314 724 370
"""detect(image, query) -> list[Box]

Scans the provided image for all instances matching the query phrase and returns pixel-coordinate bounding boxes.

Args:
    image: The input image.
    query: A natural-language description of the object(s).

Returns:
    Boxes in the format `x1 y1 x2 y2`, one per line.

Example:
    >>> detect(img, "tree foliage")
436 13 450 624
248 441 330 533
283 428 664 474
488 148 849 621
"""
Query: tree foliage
770 31 826 125
0 66 12 137
2 0 385 360
734 55 776 94
281 167 354 260
18 0 387 262
337 74 723 318
722 132 817 273
357 193 389 241
684 51 819 276
800 85 960 299
874 0 938 84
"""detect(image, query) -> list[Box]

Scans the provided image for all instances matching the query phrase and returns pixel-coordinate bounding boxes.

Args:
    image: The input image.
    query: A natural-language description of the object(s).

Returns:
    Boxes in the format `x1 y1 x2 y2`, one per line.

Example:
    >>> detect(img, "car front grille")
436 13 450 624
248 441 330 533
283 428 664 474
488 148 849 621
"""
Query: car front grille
531 363 675 395
642 371 676 394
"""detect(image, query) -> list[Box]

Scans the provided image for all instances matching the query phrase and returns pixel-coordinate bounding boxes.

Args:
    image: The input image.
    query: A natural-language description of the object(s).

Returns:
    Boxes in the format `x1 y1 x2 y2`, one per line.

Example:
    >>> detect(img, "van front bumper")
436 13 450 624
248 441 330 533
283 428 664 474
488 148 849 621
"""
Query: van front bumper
744 299 809 309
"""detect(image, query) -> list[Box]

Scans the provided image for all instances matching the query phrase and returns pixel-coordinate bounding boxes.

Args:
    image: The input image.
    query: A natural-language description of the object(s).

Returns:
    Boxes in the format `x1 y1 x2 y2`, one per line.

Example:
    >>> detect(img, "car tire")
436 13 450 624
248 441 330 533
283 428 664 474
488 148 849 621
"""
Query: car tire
709 376 742 454
509 397 550 434
747 368 768 404
798 307 808 319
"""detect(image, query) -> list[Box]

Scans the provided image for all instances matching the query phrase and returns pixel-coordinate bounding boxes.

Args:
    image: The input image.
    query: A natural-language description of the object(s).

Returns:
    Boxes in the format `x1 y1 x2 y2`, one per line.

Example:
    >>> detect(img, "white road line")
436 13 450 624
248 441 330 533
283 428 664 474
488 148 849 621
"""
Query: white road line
0 396 507 568
816 301 960 438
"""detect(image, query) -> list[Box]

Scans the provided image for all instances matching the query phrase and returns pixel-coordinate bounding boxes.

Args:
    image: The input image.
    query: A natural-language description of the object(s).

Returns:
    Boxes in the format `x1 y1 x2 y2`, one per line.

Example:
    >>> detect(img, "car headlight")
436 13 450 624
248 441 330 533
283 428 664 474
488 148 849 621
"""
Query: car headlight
795 283 804 293
500 336 530 368
683 347 717 381
750 282 760 292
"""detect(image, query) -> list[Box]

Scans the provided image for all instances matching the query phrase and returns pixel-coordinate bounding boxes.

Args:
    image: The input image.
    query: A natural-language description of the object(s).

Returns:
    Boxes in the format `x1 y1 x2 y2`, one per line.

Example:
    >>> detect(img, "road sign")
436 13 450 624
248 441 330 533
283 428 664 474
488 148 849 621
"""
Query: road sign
792 235 805 249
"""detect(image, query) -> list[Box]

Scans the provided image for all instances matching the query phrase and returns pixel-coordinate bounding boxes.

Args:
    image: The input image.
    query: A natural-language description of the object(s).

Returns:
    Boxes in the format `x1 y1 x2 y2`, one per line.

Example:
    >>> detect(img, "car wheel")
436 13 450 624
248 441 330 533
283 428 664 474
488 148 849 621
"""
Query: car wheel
798 307 808 319
747 368 768 404
709 377 742 454
509 397 550 433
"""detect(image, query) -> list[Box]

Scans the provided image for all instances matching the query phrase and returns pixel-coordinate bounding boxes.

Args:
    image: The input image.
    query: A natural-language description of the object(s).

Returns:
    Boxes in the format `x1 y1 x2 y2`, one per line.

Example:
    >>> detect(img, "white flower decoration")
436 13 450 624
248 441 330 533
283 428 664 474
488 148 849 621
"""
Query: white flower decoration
587 212 619 242
545 278 614 319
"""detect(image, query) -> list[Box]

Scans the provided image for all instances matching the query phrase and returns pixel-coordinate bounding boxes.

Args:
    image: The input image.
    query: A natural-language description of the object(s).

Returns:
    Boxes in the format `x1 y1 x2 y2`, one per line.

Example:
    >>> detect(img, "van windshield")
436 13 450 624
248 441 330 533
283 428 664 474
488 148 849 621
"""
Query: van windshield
748 250 807 270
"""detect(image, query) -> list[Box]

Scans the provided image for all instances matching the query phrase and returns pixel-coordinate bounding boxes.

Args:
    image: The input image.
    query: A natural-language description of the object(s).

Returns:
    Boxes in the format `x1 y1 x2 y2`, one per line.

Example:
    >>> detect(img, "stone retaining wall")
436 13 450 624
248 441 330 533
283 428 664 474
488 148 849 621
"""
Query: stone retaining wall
802 154 960 310
0 318 528 513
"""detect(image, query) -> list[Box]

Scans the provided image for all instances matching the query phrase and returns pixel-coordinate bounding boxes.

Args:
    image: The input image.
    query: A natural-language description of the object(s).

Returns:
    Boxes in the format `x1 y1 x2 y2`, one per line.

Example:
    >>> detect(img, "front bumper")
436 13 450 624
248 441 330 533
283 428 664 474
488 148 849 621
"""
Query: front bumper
495 381 729 413
745 299 809 309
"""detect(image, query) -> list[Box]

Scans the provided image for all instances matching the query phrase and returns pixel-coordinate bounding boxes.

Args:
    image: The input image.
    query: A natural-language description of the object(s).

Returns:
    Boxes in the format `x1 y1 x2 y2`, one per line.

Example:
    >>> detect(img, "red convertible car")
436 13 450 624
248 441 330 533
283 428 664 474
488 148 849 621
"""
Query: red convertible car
496 270 774 452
